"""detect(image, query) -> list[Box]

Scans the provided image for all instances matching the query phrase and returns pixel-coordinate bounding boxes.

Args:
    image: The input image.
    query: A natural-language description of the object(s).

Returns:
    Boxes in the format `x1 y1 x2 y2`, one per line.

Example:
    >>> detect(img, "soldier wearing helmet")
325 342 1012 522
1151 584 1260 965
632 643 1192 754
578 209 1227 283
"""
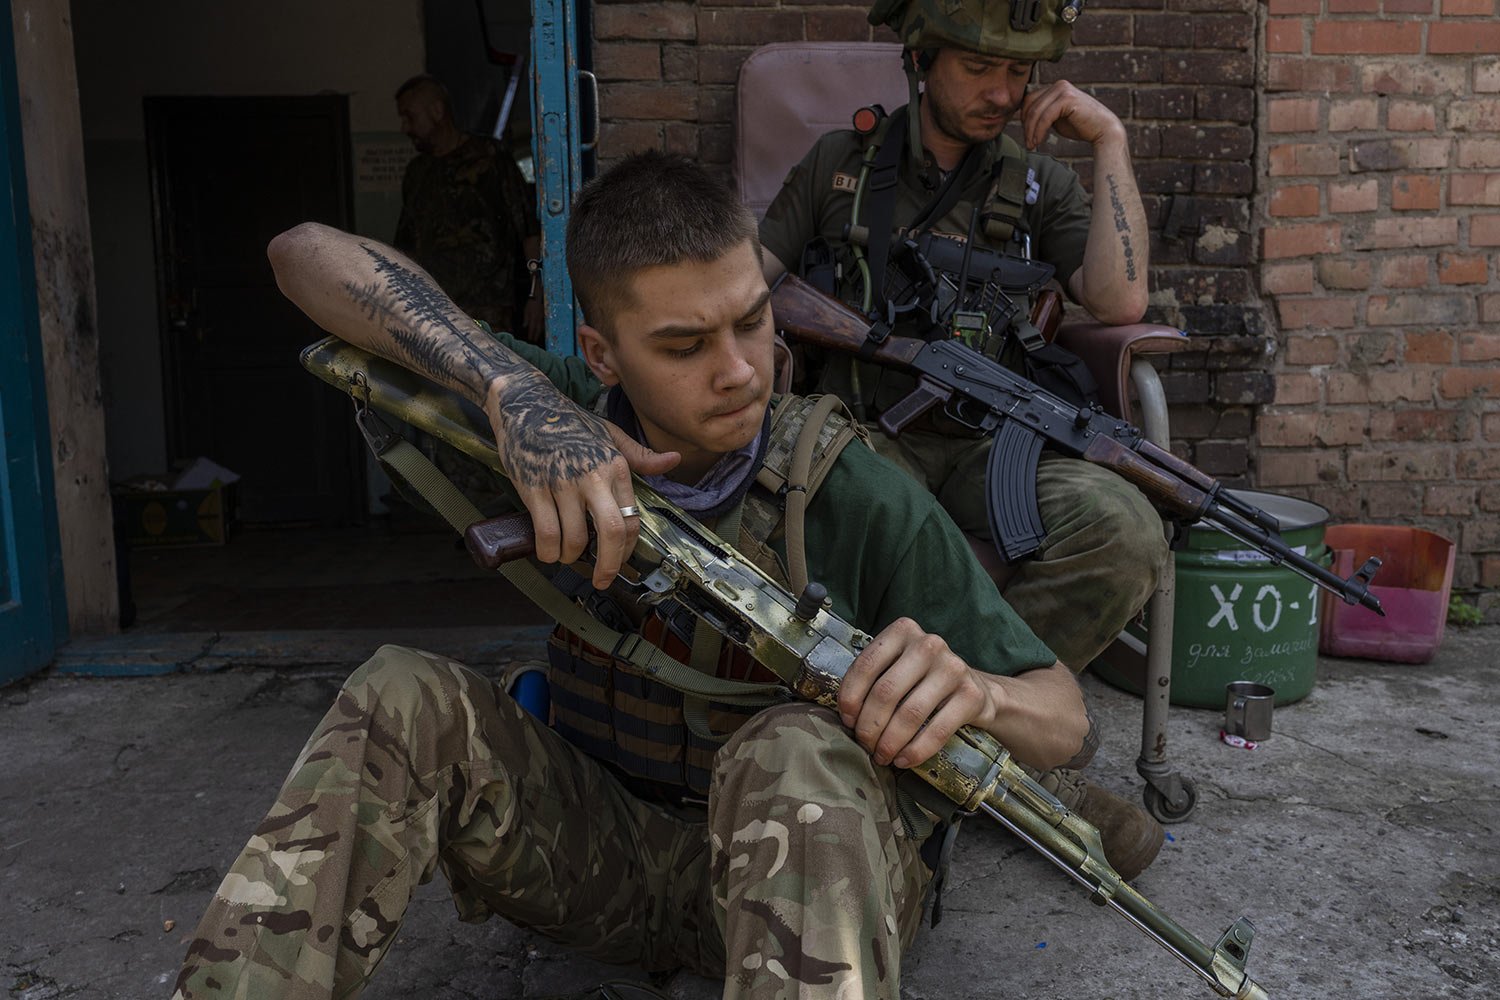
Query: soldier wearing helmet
760 0 1168 880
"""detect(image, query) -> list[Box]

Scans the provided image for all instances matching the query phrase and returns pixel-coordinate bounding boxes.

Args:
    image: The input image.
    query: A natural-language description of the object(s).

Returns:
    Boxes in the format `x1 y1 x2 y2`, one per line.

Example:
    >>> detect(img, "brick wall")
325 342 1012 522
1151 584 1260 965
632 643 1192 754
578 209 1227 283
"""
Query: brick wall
590 0 1500 588
1258 6 1500 588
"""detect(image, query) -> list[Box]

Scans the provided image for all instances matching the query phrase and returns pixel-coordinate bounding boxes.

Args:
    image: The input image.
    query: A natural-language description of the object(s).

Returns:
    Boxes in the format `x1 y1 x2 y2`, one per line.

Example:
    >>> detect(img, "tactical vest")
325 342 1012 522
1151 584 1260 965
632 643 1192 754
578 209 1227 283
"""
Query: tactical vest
544 394 868 798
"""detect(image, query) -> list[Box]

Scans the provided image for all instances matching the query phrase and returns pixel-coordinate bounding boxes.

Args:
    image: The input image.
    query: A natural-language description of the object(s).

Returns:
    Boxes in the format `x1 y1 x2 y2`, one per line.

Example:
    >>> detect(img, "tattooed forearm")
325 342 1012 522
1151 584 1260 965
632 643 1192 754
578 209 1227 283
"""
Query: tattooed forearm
345 244 529 393
1105 174 1139 284
344 243 618 490
1063 699 1101 771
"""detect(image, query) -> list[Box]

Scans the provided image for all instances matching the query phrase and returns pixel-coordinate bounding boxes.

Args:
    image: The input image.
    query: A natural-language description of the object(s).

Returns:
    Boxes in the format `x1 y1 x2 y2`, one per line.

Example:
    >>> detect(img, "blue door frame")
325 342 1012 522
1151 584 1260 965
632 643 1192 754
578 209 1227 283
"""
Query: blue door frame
530 0 588 357
0 0 68 682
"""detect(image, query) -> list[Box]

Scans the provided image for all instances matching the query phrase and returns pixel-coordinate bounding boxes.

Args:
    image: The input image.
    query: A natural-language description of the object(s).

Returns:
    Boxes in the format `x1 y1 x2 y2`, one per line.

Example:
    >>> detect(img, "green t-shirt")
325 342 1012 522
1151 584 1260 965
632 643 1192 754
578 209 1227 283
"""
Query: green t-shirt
490 329 1056 677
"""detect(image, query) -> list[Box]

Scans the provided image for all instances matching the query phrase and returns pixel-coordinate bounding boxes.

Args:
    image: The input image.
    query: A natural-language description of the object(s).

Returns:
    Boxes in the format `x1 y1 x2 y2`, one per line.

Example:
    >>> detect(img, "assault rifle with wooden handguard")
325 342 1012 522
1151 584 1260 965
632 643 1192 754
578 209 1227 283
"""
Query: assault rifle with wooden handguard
770 272 1386 617
464 489 1272 1000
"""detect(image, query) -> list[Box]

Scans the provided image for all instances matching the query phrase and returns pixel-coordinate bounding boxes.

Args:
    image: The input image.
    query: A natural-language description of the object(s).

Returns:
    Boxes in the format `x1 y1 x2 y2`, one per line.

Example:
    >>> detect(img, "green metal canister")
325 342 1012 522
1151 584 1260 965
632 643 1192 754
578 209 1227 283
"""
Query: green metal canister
1094 489 1332 708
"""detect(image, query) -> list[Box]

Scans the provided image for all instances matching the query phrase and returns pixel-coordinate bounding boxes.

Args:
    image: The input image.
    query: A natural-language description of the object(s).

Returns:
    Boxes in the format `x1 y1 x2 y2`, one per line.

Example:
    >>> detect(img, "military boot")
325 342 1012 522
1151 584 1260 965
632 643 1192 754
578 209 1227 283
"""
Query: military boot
1022 765 1165 881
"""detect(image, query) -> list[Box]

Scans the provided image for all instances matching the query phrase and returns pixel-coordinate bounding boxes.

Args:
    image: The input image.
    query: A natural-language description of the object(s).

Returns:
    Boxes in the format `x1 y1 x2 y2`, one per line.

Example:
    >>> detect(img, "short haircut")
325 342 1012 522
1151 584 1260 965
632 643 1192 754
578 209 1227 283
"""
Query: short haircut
566 151 760 332
394 73 452 113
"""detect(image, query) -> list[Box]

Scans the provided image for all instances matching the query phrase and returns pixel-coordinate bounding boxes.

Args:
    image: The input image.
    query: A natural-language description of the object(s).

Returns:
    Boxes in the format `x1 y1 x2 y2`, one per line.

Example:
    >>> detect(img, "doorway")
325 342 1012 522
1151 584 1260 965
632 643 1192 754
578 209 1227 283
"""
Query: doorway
146 95 361 525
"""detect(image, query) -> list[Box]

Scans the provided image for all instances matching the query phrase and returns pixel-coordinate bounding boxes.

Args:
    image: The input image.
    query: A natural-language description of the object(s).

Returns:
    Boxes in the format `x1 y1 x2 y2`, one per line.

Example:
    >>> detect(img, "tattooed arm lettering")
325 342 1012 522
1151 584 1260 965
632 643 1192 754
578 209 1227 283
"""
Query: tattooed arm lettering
1105 175 1138 285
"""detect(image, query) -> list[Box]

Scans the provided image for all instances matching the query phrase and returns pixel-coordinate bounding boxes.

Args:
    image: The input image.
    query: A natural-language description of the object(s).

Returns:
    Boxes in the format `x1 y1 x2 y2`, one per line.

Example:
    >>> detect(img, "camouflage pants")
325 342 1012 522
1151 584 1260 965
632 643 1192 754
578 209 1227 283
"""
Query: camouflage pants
870 429 1167 670
173 646 930 1000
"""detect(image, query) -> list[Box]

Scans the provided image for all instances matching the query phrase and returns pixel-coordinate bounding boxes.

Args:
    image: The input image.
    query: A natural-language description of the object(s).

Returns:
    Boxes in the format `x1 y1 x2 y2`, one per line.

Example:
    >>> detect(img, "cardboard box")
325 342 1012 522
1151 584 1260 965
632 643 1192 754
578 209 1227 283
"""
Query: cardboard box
114 482 236 548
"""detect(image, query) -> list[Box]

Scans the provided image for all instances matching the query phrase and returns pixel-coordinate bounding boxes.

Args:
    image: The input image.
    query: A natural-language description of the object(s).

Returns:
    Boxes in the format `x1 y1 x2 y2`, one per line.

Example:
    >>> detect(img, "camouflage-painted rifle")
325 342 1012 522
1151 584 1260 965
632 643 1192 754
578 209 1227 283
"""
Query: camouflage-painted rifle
465 490 1272 1000
298 337 1269 997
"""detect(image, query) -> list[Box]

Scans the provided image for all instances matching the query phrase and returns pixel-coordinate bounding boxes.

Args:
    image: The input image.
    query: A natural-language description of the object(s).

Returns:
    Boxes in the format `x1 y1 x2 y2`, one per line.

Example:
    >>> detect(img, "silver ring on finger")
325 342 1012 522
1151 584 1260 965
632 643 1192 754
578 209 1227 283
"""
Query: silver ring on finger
618 505 641 519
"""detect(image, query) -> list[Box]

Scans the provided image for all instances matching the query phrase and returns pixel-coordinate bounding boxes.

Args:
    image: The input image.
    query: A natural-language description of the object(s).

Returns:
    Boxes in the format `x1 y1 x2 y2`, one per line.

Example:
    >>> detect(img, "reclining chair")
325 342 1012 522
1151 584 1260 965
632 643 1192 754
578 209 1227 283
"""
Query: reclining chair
736 41 1197 822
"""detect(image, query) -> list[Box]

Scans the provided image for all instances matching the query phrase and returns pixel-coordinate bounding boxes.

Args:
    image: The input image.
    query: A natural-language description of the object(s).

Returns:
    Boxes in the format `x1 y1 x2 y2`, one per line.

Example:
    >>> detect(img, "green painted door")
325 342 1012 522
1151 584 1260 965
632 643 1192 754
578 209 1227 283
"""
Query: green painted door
0 1 67 682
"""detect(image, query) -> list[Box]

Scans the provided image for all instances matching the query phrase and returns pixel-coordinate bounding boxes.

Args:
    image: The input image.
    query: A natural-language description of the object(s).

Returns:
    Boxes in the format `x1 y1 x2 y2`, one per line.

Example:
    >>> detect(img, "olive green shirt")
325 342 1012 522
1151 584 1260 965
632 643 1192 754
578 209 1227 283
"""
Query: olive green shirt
496 329 1057 678
759 112 1092 414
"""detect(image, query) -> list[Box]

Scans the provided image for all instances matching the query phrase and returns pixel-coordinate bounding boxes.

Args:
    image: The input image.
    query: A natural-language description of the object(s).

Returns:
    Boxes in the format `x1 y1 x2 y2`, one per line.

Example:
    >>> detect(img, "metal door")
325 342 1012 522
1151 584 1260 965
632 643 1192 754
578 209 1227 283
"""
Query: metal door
0 2 67 682
530 0 592 356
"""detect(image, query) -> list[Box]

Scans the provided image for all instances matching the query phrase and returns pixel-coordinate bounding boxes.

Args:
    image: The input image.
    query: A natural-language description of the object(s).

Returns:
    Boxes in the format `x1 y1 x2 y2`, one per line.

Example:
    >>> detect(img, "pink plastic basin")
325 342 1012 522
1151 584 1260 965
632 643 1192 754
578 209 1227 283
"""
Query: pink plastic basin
1319 525 1455 664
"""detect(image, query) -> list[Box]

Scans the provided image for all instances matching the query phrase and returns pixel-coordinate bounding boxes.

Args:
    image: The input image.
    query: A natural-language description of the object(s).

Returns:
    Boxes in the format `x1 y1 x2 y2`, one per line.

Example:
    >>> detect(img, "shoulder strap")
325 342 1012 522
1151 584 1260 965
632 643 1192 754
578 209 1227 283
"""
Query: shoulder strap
861 105 908 313
741 393 869 594
982 133 1031 245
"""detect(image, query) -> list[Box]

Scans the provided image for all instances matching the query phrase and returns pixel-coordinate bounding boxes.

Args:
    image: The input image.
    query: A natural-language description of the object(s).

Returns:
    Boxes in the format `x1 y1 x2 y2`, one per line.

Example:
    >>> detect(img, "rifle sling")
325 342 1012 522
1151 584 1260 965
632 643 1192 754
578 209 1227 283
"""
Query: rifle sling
363 410 784 708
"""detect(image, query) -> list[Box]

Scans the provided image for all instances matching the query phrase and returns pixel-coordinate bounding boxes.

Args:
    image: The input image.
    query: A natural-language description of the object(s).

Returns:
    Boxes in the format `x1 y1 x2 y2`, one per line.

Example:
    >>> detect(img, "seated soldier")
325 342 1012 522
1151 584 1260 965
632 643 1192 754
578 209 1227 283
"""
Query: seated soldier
171 152 1092 1000
758 0 1169 875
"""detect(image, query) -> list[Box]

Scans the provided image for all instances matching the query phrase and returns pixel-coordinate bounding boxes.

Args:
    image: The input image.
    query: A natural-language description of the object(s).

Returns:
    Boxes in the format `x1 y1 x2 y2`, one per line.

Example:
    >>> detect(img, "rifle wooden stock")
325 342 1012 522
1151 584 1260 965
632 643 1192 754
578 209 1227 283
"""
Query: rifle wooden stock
465 513 537 570
769 273 924 368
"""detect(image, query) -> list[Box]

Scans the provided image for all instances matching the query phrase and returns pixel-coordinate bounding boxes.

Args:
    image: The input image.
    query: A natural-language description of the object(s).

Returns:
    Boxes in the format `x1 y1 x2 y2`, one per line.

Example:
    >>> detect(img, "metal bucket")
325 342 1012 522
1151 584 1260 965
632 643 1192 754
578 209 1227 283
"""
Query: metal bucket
1094 489 1332 708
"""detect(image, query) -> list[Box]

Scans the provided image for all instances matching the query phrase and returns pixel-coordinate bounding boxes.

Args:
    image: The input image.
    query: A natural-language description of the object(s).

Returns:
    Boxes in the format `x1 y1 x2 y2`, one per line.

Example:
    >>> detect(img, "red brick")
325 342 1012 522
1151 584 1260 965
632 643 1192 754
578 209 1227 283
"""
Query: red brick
1269 143 1341 176
1450 173 1500 206
1481 555 1500 588
1275 373 1324 404
594 42 662 81
1350 138 1452 171
662 45 699 81
1072 12 1133 46
1265 261 1318 295
1458 448 1500 478
1392 174 1441 210
596 4 697 41
1424 485 1478 515
1440 254 1490 284
1348 448 1451 481
1483 484 1500 510
1458 139 1500 168
805 9 874 39
1405 329 1457 364
1329 98 1380 132
1354 215 1460 249
1441 368 1500 398
696 48 752 85
1286 334 1342 364
663 122 698 157
1318 258 1373 289
1351 330 1400 366
1384 0 1432 9
1266 19 1305 53
1327 372 1370 404
1279 297 1359 330
1194 13 1255 47
1388 100 1437 132
1330 0 1379 9
1450 99 1500 131
1318 410 1369 446
1479 58 1500 93
1263 221 1343 258
1473 215 1500 245
1269 57 1355 93
1269 97 1321 132
1370 370 1435 401
1311 21 1422 54
1361 61 1467 96
1371 409 1461 442
1429 22 1500 53
1369 293 1472 326
695 9 803 45
1270 184 1321 216
1461 333 1500 361
1258 451 1341 486
1258 411 1320 447
1484 293 1500 322
1379 254 1431 287
1162 51 1251 85
1361 483 1424 518
1268 0 1319 10
598 120 664 156
1329 179 1380 213
603 82 700 120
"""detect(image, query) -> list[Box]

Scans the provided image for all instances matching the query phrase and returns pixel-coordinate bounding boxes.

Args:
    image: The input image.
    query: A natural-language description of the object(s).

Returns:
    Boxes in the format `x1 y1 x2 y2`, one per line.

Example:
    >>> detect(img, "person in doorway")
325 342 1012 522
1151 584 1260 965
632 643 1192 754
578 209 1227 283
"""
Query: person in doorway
758 0 1169 878
394 73 542 342
171 152 1093 1000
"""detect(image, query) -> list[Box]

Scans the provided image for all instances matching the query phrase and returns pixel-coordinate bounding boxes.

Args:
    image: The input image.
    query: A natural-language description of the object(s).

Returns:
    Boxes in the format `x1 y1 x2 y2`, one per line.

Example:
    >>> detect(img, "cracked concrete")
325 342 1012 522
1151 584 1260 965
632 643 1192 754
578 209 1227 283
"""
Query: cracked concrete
3 627 1498 999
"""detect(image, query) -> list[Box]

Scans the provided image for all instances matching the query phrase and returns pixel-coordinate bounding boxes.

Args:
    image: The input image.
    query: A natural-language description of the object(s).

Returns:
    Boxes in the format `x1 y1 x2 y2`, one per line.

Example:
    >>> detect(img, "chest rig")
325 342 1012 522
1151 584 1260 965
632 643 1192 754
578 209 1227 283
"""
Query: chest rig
546 393 869 798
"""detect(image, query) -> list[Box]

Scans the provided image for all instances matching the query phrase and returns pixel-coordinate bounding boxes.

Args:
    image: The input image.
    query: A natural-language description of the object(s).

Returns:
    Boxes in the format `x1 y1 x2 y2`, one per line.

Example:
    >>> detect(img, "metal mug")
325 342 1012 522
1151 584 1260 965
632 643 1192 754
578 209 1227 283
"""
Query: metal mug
1224 681 1275 741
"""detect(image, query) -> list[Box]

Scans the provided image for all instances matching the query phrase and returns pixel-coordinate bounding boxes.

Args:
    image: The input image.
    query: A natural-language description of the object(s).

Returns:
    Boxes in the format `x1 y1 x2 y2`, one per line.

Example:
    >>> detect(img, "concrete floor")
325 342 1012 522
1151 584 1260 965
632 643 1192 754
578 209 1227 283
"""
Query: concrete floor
3 626 1497 999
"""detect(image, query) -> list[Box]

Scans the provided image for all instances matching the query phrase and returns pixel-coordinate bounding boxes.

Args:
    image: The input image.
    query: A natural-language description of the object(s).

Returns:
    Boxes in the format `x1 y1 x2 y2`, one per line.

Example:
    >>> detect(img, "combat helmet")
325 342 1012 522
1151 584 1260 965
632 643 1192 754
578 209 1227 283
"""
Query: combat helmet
868 0 1083 163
